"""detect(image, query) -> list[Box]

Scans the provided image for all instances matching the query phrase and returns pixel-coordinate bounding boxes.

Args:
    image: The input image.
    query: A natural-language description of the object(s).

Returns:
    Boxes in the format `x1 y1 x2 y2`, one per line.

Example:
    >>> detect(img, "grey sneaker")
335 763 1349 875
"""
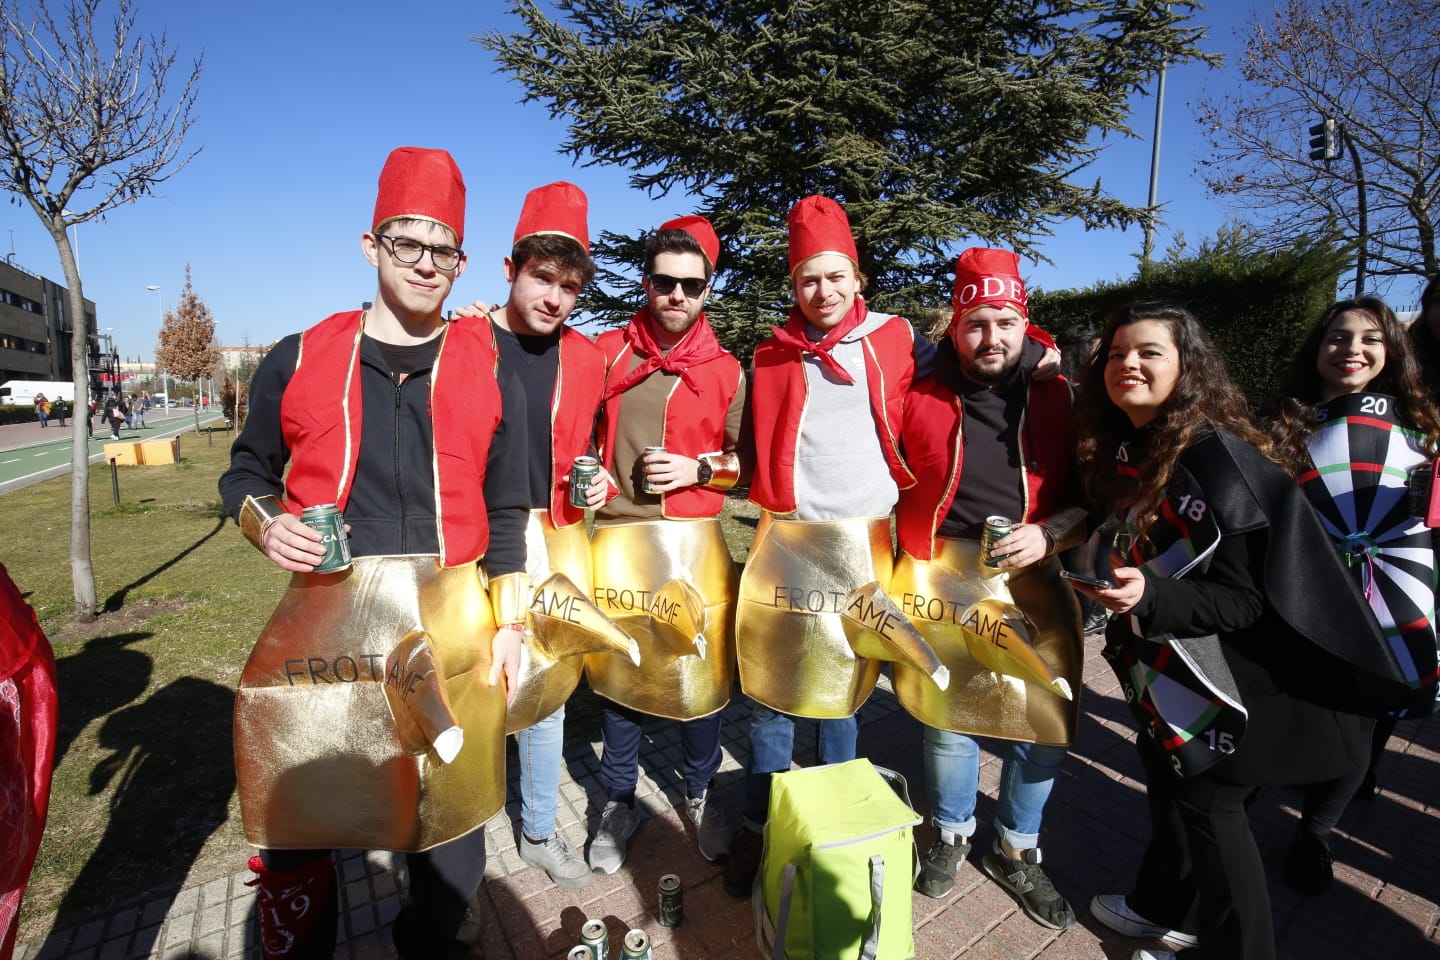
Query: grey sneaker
916 836 971 898
685 788 731 862
588 800 640 874
979 842 1076 930
519 833 592 889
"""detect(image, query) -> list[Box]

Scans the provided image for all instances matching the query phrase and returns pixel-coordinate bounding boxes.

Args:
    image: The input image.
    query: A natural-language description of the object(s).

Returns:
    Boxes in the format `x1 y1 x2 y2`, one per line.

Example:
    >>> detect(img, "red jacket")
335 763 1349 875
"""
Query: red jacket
595 324 744 520
896 371 1074 559
548 326 608 527
749 312 917 514
279 310 502 566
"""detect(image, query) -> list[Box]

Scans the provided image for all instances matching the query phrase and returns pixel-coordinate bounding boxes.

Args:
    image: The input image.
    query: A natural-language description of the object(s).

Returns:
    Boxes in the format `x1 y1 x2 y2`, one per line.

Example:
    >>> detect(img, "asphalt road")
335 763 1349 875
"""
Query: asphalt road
0 409 226 493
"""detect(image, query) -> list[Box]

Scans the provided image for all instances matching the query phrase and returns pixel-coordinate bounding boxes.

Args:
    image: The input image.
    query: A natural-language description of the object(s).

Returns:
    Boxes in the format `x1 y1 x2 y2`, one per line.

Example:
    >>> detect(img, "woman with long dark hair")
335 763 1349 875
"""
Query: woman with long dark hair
1072 303 1408 960
1271 297 1440 892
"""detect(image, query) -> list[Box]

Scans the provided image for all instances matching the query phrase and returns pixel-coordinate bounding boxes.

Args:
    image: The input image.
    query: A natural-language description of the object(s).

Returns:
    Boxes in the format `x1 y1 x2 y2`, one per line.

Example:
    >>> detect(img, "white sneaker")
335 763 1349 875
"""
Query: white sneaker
1092 894 1198 948
685 788 731 862
1133 950 1177 960
518 833 592 888
588 800 640 874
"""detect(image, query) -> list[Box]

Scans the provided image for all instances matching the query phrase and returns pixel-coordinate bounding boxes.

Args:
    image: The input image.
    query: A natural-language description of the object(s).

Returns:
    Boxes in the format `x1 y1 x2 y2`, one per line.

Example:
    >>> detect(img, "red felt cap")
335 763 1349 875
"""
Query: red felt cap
659 214 721 272
513 181 590 253
372 147 466 244
951 247 1028 324
787 195 859 274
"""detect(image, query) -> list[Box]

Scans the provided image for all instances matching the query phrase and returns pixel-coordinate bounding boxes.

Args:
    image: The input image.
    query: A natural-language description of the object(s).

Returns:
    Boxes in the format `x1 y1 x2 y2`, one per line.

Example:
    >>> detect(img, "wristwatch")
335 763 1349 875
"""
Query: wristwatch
695 456 714 487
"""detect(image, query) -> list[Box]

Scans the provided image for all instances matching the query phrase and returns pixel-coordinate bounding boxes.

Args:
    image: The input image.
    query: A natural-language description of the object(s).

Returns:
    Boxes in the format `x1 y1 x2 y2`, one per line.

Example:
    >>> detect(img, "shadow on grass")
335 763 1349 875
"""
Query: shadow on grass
51 675 235 952
53 632 154 767
102 514 228 613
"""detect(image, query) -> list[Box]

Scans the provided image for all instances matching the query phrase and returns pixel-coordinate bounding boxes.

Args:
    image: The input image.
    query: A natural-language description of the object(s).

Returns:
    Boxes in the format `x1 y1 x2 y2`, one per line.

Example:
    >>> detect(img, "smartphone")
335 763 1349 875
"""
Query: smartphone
1060 570 1116 590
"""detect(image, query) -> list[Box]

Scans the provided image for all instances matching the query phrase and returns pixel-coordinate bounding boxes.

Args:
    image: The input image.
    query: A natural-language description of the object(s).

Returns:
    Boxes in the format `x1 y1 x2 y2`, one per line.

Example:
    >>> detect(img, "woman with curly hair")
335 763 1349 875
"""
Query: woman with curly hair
1073 303 1408 960
1271 297 1440 893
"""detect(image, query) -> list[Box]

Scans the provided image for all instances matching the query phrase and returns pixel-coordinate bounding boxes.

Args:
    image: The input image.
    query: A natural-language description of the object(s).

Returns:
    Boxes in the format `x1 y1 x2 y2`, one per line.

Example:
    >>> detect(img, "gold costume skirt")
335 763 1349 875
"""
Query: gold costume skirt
586 518 737 719
234 556 505 852
506 510 637 734
890 540 1083 745
736 513 948 719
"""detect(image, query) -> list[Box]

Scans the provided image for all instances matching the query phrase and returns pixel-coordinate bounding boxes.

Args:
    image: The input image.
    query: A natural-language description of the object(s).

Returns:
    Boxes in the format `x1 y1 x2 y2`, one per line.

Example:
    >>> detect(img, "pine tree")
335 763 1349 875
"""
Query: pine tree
480 0 1215 354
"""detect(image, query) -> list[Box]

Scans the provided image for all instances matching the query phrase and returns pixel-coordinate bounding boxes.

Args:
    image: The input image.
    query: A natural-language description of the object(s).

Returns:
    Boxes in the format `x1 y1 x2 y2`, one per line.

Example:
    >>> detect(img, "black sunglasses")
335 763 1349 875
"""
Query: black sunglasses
648 273 708 299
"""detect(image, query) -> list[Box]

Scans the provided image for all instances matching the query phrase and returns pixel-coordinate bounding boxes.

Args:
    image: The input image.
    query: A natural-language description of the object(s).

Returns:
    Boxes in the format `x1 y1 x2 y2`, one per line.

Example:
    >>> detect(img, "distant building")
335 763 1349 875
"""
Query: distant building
217 344 268 376
0 257 109 393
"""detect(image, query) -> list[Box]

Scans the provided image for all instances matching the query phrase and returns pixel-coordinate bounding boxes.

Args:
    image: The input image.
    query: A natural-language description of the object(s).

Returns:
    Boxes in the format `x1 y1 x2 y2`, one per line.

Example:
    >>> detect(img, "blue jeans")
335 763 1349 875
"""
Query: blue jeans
923 727 1068 849
741 702 857 823
516 705 563 839
598 703 722 802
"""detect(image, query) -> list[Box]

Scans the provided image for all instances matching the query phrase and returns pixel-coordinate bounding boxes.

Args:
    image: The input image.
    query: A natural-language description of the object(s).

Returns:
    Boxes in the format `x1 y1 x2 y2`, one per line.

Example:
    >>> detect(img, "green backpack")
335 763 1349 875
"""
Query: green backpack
754 759 920 959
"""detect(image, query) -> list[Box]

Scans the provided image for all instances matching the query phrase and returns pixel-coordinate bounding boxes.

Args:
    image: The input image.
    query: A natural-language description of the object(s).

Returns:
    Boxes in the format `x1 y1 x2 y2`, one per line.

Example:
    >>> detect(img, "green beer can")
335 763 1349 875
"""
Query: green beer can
620 929 652 960
301 503 352 573
579 918 609 960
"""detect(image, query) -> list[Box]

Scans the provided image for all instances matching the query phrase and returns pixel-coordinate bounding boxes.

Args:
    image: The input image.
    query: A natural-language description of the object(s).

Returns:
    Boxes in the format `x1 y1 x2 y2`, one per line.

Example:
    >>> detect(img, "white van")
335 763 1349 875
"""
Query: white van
0 379 77 406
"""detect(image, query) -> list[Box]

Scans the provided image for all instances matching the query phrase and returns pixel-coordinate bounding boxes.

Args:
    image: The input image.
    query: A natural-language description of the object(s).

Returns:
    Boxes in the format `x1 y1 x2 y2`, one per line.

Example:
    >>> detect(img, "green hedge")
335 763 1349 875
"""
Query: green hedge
1030 228 1349 404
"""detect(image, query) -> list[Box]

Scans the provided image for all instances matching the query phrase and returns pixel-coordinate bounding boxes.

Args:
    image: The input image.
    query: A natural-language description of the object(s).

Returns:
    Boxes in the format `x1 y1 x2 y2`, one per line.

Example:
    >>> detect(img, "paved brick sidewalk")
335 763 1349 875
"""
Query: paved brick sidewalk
16 640 1439 959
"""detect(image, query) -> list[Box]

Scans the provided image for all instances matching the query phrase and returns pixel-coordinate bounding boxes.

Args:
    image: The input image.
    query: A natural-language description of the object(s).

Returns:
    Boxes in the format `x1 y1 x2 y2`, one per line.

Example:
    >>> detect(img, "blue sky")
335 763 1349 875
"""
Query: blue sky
4 1 1412 360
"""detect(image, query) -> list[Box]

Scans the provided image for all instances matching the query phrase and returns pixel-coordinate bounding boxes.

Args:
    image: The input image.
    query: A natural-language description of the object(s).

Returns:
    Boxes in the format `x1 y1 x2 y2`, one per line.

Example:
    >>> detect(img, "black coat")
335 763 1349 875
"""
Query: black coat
1108 428 1407 786
218 329 529 574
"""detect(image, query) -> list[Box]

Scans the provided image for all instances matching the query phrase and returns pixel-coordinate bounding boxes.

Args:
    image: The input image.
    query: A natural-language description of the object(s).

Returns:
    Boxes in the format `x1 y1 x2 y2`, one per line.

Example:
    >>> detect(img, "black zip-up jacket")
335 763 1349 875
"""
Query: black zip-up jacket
219 328 528 574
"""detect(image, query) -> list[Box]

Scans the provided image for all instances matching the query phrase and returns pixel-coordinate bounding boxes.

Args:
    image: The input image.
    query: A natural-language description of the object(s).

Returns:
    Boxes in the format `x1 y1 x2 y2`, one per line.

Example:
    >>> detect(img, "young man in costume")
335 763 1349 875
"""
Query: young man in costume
219 146 528 959
584 215 747 873
724 195 953 897
477 181 623 889
891 247 1087 930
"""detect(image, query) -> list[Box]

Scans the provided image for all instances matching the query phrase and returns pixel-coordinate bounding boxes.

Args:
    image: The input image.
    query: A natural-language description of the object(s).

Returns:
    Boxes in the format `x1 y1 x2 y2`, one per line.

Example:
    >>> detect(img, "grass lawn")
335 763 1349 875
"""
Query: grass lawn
4 432 761 942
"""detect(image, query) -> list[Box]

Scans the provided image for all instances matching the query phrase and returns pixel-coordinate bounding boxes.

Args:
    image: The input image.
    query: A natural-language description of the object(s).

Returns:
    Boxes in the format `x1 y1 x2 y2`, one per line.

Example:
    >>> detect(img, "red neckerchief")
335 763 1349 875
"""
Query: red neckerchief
765 295 869 384
603 308 727 399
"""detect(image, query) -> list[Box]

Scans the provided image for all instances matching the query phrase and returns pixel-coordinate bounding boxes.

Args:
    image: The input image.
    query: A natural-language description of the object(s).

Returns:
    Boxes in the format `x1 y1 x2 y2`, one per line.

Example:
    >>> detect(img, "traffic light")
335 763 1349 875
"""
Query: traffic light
1309 117 1340 161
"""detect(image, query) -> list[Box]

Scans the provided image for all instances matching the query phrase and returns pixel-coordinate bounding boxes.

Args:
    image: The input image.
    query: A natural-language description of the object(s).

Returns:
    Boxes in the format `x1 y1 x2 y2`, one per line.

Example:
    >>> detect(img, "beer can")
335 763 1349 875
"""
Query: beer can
657 873 682 928
568 947 593 960
579 918 609 960
301 504 352 572
569 455 600 509
979 515 1013 572
620 929 652 960
641 445 666 494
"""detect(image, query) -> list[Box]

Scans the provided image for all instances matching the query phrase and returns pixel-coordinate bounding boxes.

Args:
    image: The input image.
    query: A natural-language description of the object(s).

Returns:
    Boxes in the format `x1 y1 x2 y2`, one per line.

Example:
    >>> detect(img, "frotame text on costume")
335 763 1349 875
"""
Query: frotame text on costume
591 585 685 626
532 588 585 624
282 654 386 685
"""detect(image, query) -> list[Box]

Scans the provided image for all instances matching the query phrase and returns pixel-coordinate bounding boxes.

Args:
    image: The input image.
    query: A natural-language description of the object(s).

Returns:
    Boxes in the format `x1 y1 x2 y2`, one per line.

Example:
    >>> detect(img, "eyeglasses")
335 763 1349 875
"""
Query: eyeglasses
375 234 463 271
648 273 708 299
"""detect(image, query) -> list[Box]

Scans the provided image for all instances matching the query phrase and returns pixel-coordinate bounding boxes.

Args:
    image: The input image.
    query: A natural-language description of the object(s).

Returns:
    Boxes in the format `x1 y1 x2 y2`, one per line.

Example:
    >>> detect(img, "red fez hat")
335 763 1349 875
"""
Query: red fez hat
951 247 1028 325
372 147 466 244
659 214 721 272
787 195 859 274
513 181 590 253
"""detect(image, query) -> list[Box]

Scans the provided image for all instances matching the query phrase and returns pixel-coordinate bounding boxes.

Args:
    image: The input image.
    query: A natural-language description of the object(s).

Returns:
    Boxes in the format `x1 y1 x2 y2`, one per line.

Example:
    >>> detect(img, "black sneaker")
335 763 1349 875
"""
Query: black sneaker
722 822 763 898
916 836 971 898
1284 830 1333 895
979 842 1076 930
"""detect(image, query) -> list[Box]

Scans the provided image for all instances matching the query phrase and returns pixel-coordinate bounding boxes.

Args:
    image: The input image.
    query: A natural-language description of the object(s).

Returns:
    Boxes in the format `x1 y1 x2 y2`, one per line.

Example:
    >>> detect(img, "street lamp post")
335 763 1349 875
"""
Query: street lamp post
146 284 169 410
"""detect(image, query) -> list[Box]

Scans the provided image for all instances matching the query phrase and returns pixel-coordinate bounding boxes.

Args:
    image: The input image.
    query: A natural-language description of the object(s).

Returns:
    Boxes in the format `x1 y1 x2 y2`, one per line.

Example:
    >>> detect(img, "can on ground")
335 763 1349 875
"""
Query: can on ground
300 503 352 572
979 515 1013 572
579 918 609 960
620 929 652 960
641 445 666 494
658 873 682 927
569 455 600 509
568 947 592 960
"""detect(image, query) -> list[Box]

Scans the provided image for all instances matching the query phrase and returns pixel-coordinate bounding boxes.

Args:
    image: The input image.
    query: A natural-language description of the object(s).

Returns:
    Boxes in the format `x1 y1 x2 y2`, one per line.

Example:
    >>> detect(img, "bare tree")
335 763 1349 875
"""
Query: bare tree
0 0 200 618
156 264 219 434
1195 0 1438 294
